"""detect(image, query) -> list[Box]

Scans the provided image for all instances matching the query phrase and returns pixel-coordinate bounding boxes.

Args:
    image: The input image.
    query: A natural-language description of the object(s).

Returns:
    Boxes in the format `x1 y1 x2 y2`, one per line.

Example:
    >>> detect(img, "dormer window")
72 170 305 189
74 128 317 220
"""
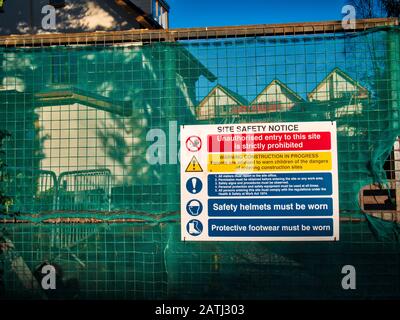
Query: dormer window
152 0 169 29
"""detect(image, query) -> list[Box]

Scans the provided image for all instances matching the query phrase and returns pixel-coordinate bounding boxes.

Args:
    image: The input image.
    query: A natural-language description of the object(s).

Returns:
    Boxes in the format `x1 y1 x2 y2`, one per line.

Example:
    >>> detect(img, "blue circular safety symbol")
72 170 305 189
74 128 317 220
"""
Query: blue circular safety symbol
186 219 203 236
186 177 203 194
186 200 203 216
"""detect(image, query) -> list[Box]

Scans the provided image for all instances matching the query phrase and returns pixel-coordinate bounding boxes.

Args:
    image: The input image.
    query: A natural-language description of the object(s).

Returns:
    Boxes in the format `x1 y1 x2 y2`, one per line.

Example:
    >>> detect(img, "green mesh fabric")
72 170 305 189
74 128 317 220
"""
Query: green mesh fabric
0 26 399 299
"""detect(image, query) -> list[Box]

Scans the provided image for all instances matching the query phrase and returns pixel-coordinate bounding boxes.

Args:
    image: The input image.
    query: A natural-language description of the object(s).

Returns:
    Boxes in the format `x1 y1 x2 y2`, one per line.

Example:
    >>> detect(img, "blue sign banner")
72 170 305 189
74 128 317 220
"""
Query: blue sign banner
208 173 332 197
208 218 334 237
208 198 333 217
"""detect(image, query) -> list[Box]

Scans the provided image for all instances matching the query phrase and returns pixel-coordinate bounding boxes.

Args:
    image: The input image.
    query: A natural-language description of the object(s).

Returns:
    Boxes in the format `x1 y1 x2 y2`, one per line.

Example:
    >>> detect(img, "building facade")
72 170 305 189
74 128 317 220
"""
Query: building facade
0 0 169 35
0 1 220 213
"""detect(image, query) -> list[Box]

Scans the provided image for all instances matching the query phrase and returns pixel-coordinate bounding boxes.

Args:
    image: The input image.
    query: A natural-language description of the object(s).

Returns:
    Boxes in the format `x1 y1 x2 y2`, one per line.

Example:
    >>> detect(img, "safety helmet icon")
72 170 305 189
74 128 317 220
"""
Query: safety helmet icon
186 200 203 216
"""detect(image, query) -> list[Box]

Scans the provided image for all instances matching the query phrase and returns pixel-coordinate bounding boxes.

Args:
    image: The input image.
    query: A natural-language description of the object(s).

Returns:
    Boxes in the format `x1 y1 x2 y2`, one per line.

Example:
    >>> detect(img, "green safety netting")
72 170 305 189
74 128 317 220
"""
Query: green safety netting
0 26 399 299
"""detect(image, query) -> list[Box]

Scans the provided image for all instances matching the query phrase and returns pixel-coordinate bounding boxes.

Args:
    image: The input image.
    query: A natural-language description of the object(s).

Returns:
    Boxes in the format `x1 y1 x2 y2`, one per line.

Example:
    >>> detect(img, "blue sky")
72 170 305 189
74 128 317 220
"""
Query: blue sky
169 0 349 28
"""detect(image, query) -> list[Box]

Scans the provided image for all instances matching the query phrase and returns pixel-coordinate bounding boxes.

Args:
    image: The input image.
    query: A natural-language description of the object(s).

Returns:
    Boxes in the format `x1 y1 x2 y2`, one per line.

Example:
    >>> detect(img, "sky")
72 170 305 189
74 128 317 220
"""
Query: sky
169 0 349 28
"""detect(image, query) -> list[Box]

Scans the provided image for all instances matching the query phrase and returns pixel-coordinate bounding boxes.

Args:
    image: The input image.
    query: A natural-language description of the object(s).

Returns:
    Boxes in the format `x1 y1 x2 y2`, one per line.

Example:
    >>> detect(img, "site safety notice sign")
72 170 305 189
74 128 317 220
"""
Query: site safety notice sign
180 122 339 241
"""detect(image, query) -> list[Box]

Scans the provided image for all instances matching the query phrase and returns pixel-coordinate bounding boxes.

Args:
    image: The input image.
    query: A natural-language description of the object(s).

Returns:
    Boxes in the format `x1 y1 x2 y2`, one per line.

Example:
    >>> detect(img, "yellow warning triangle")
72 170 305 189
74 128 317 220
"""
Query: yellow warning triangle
185 156 203 172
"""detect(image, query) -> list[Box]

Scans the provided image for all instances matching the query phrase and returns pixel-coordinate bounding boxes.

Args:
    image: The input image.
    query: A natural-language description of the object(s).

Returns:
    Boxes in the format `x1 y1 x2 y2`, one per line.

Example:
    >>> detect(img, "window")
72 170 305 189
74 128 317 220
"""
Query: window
51 53 78 85
0 0 5 12
50 0 66 8
152 0 169 29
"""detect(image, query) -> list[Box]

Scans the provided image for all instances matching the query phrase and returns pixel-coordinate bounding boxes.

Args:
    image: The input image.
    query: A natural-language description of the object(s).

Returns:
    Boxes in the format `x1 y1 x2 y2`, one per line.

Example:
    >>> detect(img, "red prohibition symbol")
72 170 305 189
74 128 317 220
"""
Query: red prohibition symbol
186 136 202 152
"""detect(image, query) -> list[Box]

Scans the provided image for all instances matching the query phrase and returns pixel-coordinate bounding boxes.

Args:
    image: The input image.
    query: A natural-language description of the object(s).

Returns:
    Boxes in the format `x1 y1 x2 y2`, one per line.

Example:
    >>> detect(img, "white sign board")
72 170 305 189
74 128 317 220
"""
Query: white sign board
180 122 339 241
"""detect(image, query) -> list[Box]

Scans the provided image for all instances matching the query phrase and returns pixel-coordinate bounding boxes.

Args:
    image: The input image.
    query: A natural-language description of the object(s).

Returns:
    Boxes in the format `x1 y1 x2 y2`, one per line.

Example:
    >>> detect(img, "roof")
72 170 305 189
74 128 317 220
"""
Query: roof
198 84 249 107
175 44 217 82
251 79 304 105
308 67 370 100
